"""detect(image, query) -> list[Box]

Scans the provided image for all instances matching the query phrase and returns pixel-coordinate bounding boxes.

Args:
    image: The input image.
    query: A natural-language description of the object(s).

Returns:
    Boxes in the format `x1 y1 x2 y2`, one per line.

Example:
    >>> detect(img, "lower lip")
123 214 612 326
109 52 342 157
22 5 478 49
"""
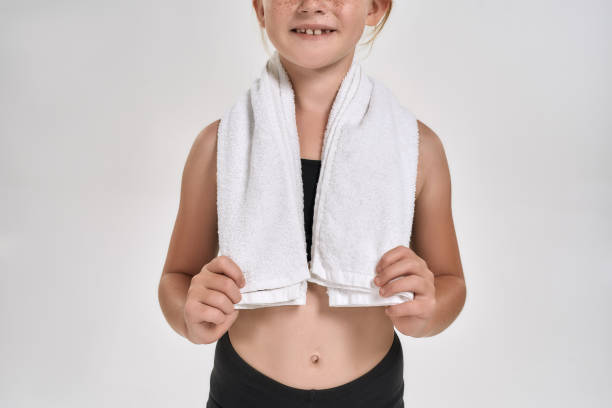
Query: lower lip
291 30 337 40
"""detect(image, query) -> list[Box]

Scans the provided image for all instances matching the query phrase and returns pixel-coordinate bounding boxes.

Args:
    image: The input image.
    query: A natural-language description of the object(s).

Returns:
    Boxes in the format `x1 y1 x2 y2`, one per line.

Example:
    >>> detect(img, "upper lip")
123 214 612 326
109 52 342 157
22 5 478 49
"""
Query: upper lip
291 24 337 31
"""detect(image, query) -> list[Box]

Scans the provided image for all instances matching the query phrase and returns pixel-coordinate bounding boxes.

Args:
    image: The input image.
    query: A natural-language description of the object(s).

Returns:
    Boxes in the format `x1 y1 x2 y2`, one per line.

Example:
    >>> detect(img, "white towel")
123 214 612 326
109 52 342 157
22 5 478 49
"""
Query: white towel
216 50 419 309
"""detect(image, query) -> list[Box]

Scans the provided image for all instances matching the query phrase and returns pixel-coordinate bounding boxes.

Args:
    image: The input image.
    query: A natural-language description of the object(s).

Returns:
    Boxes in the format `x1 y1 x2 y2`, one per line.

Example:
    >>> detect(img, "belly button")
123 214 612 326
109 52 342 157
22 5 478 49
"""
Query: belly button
310 353 320 363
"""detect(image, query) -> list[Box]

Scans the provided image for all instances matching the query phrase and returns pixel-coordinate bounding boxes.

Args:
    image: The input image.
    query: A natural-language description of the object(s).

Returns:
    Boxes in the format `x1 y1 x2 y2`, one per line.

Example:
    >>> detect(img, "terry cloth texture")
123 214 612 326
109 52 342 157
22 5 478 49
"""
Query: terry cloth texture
216 50 419 309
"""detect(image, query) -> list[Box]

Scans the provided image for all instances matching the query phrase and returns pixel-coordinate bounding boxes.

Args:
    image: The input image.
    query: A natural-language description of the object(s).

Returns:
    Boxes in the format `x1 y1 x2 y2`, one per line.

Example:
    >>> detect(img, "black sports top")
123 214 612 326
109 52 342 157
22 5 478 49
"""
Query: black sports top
300 158 322 263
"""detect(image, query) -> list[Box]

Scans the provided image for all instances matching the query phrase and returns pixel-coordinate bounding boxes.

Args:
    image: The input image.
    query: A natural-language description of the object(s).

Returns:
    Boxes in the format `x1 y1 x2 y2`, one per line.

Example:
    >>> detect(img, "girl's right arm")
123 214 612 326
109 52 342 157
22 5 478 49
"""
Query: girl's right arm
157 120 246 344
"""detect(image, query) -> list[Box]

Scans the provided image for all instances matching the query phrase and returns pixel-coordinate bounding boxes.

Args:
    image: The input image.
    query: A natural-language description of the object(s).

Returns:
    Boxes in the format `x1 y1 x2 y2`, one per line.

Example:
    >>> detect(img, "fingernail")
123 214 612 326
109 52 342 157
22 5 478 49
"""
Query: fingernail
374 276 381 286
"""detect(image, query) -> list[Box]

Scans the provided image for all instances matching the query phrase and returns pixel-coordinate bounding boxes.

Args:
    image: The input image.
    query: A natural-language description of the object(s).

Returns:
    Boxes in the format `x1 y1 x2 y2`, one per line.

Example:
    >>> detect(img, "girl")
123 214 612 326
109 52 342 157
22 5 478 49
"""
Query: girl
158 1 466 407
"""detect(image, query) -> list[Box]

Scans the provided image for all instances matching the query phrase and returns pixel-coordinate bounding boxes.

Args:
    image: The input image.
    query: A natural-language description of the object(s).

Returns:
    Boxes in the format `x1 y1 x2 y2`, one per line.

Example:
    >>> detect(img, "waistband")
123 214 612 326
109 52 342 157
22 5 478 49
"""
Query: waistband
211 329 403 404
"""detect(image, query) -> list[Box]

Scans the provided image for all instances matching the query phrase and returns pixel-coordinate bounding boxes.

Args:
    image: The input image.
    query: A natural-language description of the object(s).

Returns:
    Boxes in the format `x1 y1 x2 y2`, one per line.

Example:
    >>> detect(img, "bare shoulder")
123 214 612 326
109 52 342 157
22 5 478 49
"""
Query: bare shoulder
415 119 450 201
188 119 220 169
180 118 220 201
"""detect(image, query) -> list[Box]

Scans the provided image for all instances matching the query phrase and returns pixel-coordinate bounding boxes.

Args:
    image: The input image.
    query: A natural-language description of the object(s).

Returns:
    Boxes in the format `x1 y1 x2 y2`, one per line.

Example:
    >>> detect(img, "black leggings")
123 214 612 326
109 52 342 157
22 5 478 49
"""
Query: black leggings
206 330 405 408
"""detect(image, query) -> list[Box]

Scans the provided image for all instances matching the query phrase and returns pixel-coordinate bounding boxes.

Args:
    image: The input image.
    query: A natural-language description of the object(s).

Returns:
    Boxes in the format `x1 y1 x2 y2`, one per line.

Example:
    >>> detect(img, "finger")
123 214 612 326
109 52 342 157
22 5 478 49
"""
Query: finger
184 296 227 325
385 298 427 318
200 287 236 316
209 255 246 288
186 322 212 344
379 274 428 298
208 272 243 304
375 245 411 274
375 257 419 287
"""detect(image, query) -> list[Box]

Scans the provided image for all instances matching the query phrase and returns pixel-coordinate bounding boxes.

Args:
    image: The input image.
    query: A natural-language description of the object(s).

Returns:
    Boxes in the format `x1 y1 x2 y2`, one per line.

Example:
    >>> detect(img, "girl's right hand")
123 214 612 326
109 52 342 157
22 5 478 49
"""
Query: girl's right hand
183 255 246 344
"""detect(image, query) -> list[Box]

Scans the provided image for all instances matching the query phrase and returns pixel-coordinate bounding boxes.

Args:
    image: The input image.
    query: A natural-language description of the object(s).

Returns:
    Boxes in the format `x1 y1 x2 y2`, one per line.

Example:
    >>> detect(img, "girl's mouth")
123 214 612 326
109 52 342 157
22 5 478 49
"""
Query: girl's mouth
290 28 337 39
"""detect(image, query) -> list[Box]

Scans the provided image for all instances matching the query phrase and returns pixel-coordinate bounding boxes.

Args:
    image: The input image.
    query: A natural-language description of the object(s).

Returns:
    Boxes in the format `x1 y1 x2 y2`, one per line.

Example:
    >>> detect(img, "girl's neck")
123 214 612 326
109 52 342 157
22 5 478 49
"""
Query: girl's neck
278 51 356 114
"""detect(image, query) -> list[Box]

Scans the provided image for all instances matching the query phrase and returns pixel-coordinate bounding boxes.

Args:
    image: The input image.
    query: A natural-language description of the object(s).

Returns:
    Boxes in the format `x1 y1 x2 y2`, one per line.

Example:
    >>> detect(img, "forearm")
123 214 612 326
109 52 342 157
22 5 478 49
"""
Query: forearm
421 274 465 337
393 274 466 338
158 272 193 339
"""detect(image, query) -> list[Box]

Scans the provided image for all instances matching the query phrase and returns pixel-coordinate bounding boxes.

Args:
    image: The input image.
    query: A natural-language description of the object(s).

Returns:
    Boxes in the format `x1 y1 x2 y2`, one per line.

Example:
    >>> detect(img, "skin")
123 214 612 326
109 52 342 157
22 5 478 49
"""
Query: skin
158 0 466 390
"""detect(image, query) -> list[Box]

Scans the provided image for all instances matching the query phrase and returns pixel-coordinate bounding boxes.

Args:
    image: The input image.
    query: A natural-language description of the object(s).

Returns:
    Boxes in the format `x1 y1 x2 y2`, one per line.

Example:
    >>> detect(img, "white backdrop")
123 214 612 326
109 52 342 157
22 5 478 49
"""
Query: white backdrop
1 1 610 407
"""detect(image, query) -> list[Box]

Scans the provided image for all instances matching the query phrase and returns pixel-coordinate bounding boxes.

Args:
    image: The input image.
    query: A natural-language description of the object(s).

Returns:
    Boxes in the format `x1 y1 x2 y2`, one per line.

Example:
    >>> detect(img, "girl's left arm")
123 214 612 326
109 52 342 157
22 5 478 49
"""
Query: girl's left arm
375 121 466 338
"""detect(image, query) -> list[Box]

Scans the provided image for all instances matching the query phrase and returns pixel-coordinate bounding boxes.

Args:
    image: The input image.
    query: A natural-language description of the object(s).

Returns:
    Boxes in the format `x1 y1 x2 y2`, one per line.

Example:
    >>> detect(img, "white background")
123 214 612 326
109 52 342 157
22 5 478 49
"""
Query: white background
1 0 610 406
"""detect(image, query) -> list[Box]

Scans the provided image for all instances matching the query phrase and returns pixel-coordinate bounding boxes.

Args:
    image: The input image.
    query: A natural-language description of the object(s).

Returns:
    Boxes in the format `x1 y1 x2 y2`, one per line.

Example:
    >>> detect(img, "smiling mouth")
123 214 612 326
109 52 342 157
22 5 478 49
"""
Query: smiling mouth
290 28 337 37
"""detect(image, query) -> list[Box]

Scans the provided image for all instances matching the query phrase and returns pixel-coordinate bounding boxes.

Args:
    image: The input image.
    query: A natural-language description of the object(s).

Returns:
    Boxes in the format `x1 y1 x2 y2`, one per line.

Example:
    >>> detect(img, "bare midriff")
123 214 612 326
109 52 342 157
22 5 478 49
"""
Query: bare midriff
227 281 396 390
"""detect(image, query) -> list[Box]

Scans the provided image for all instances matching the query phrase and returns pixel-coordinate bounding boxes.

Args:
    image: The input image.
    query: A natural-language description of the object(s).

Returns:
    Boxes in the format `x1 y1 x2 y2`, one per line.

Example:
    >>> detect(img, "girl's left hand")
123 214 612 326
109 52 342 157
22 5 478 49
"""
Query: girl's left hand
374 245 436 338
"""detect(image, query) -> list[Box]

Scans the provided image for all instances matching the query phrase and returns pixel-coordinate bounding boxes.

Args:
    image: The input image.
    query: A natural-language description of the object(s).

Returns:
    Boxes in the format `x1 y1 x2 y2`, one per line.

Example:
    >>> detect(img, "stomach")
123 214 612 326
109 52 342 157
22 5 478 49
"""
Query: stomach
227 281 396 390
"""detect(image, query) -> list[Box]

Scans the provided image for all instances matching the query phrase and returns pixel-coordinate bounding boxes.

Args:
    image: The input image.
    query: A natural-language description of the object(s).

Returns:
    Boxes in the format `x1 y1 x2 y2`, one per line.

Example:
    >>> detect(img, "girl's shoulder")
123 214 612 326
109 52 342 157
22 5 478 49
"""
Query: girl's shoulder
186 118 221 172
194 119 220 155
415 119 448 202
180 118 220 210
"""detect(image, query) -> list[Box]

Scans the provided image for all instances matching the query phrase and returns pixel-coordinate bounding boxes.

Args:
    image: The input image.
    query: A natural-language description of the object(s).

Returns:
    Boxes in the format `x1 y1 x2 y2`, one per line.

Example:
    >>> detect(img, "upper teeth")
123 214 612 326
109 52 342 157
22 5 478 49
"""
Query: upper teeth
294 28 334 35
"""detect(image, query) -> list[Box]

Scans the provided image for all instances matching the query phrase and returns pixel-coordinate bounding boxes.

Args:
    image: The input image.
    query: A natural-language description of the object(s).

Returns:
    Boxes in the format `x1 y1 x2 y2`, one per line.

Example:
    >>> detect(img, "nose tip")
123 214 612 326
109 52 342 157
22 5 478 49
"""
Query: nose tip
299 0 327 13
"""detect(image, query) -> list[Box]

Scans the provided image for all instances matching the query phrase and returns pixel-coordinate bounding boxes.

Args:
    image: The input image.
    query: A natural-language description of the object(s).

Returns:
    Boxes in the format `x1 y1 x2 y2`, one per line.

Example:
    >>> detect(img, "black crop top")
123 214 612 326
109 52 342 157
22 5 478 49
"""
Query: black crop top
300 158 321 263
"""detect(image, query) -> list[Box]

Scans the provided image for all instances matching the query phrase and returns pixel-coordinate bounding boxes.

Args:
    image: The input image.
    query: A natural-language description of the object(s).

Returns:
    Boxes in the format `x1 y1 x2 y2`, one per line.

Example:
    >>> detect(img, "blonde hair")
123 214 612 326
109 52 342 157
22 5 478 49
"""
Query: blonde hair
257 0 393 57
